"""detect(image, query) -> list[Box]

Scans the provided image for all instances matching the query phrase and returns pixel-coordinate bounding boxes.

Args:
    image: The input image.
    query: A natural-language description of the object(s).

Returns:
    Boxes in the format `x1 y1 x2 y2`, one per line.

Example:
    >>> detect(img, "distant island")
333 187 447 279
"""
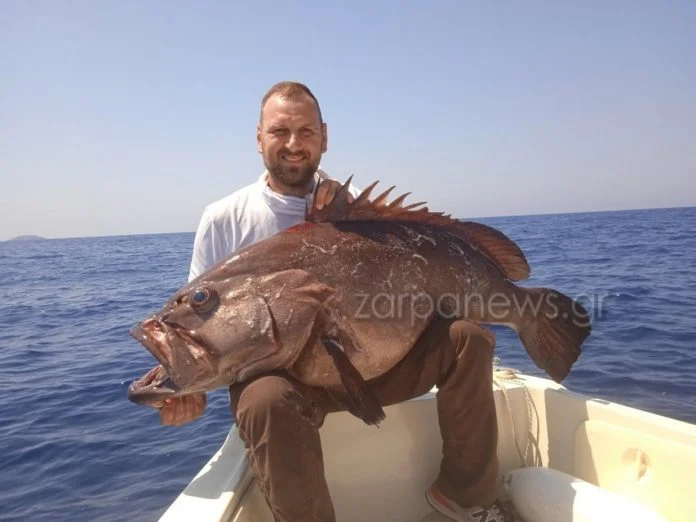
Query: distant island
6 235 47 242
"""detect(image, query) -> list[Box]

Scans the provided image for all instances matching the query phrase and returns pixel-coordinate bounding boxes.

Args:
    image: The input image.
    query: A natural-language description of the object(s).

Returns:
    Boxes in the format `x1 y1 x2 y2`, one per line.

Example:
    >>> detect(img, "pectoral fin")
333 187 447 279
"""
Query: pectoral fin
321 337 385 426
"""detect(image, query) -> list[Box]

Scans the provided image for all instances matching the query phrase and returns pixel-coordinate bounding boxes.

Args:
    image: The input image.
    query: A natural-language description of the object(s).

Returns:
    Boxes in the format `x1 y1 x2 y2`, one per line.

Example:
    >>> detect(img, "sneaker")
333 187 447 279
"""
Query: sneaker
425 484 524 522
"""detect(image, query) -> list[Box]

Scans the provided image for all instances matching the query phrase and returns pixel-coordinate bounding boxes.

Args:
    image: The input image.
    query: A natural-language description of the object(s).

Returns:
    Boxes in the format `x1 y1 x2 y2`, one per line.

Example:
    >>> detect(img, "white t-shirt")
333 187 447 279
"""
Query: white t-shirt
188 169 361 282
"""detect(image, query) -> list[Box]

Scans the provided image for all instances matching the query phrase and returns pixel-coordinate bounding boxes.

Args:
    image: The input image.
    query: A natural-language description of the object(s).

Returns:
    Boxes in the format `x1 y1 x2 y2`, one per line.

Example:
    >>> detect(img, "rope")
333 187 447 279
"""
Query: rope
492 358 535 468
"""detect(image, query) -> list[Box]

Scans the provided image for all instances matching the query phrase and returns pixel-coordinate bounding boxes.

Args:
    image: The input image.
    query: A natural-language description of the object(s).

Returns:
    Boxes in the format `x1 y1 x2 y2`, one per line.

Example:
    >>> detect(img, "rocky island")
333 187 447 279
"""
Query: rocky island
6 235 47 242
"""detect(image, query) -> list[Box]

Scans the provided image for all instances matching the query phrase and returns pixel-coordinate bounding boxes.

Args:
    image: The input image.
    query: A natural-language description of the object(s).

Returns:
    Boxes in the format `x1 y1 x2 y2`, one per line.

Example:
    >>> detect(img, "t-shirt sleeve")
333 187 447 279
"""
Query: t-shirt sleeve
188 208 217 283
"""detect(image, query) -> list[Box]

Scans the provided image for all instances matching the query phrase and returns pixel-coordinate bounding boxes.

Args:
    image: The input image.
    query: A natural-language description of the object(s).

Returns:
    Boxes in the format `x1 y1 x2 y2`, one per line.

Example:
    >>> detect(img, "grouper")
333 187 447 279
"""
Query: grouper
128 179 591 424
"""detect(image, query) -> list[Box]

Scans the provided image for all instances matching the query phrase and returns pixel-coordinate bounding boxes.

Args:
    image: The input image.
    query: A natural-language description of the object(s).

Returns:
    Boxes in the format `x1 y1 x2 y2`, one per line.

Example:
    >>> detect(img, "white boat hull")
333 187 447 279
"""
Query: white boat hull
158 371 696 522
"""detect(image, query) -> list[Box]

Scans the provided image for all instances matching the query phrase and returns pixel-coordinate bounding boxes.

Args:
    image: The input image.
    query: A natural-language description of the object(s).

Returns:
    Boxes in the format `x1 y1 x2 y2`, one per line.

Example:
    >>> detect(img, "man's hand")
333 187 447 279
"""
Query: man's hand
314 179 354 209
153 393 207 426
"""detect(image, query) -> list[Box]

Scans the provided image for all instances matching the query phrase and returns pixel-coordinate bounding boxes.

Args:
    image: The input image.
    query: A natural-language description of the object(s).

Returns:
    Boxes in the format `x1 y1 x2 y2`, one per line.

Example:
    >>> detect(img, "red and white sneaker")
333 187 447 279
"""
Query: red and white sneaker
425 484 524 522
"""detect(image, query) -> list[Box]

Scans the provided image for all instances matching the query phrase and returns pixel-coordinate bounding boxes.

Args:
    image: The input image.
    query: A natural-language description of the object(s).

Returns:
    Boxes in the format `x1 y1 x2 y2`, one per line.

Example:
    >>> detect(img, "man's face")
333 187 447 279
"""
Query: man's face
257 94 328 190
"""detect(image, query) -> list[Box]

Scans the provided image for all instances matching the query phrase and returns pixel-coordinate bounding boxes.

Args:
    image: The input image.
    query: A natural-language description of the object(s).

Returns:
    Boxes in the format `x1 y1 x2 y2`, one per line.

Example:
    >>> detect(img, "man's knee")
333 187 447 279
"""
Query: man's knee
449 320 496 355
230 374 325 431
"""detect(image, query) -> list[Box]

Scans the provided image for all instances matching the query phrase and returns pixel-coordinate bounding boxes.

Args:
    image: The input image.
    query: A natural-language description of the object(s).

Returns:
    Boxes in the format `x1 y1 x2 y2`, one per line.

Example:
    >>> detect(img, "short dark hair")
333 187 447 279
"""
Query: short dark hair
260 81 323 123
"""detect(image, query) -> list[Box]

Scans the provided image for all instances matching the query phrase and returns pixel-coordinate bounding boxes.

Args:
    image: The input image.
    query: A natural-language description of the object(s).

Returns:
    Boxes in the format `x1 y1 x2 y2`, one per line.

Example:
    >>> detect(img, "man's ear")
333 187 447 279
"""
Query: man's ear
321 122 328 153
257 124 263 154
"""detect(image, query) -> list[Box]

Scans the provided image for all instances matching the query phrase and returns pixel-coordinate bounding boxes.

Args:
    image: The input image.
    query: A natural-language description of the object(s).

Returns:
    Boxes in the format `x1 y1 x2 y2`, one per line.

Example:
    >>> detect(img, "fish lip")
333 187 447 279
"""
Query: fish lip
130 320 172 370
127 364 180 404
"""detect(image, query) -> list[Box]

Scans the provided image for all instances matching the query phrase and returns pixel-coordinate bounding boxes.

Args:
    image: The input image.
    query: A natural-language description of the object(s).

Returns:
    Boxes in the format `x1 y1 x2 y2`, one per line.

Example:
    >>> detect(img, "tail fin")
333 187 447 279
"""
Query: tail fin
518 288 591 383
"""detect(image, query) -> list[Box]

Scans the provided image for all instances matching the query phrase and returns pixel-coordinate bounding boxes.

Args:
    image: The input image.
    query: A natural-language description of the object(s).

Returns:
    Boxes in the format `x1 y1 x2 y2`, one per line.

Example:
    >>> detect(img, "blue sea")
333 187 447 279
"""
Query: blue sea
1 207 695 521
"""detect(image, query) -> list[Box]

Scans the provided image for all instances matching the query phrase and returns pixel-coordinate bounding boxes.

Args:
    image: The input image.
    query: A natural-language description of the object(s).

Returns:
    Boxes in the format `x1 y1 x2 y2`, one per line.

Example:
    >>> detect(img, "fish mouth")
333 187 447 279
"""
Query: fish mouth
127 364 179 405
128 318 214 405
127 319 190 404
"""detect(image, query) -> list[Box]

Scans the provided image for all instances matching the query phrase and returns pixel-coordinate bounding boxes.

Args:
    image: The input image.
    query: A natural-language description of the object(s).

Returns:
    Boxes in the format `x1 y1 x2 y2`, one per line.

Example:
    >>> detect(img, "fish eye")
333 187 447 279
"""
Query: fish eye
192 289 208 304
187 287 218 314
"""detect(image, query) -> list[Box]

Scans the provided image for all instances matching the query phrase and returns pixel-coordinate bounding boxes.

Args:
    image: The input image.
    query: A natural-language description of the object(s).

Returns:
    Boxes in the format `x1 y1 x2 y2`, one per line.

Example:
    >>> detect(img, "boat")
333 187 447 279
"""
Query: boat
157 367 696 521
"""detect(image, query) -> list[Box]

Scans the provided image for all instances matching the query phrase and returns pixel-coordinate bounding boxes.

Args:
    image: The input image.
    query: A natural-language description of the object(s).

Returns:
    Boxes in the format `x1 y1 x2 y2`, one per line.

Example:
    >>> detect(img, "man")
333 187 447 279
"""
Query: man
156 82 521 522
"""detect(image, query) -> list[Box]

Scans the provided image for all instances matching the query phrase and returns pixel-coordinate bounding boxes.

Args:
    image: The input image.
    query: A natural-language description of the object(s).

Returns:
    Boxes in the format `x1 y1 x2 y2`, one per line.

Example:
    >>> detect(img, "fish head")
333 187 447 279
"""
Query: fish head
128 270 331 405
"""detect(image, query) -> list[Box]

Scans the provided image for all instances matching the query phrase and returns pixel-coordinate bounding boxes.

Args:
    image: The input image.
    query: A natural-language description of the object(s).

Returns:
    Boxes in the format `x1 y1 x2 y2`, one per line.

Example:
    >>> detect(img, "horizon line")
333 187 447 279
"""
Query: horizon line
3 203 695 243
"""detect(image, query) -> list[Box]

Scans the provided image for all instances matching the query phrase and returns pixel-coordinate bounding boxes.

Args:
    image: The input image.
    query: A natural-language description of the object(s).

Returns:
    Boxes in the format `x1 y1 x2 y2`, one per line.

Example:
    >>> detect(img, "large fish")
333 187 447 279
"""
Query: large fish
128 179 591 424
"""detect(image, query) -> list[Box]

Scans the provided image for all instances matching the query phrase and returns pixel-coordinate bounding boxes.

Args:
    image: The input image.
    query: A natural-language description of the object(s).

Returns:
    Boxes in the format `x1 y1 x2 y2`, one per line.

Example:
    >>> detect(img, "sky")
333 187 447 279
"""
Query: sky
1 1 694 240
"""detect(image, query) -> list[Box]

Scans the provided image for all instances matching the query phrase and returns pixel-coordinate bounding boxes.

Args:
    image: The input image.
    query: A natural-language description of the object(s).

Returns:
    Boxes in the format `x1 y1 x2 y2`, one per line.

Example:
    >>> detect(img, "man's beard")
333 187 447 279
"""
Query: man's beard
264 153 319 189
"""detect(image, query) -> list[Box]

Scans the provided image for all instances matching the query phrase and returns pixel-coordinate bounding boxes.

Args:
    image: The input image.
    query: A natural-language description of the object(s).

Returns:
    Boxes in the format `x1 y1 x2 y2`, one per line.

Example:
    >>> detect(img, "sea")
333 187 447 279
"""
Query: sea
1 206 695 521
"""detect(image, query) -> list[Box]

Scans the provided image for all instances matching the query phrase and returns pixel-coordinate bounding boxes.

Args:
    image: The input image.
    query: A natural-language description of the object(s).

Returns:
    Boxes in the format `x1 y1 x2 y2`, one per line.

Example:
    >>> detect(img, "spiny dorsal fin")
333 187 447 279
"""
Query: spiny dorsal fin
307 177 530 281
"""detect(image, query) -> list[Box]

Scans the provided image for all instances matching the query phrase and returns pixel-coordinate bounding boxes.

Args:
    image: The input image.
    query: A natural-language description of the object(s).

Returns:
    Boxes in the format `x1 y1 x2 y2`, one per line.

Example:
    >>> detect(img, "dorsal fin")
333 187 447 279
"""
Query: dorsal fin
307 177 530 281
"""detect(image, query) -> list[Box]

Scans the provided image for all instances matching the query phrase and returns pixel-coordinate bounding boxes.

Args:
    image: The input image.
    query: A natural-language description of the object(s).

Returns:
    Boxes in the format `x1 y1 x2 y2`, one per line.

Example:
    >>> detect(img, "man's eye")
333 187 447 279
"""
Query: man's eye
271 129 287 136
301 129 314 137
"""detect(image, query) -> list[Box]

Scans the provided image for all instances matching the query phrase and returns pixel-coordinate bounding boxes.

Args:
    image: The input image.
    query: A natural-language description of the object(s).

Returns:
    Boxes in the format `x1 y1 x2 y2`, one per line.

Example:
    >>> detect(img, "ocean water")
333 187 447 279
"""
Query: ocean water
1 207 695 521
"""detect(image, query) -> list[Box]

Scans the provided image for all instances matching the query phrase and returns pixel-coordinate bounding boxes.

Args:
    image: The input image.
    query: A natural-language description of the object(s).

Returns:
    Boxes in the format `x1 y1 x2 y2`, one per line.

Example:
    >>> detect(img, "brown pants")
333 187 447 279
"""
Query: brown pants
229 318 499 522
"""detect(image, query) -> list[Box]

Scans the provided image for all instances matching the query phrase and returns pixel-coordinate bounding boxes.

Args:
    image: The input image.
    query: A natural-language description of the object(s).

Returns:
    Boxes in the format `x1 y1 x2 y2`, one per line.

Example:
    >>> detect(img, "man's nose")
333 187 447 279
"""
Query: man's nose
285 132 301 150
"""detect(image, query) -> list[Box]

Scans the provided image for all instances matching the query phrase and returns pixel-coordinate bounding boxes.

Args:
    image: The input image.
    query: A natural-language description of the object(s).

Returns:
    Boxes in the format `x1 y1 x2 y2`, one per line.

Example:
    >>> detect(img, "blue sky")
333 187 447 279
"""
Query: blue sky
1 1 694 240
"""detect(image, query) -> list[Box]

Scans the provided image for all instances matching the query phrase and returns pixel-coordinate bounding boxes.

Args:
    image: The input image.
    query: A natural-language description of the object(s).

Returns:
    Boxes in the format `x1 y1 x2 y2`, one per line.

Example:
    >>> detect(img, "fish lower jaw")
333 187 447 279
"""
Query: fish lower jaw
128 364 180 404
141 364 169 387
